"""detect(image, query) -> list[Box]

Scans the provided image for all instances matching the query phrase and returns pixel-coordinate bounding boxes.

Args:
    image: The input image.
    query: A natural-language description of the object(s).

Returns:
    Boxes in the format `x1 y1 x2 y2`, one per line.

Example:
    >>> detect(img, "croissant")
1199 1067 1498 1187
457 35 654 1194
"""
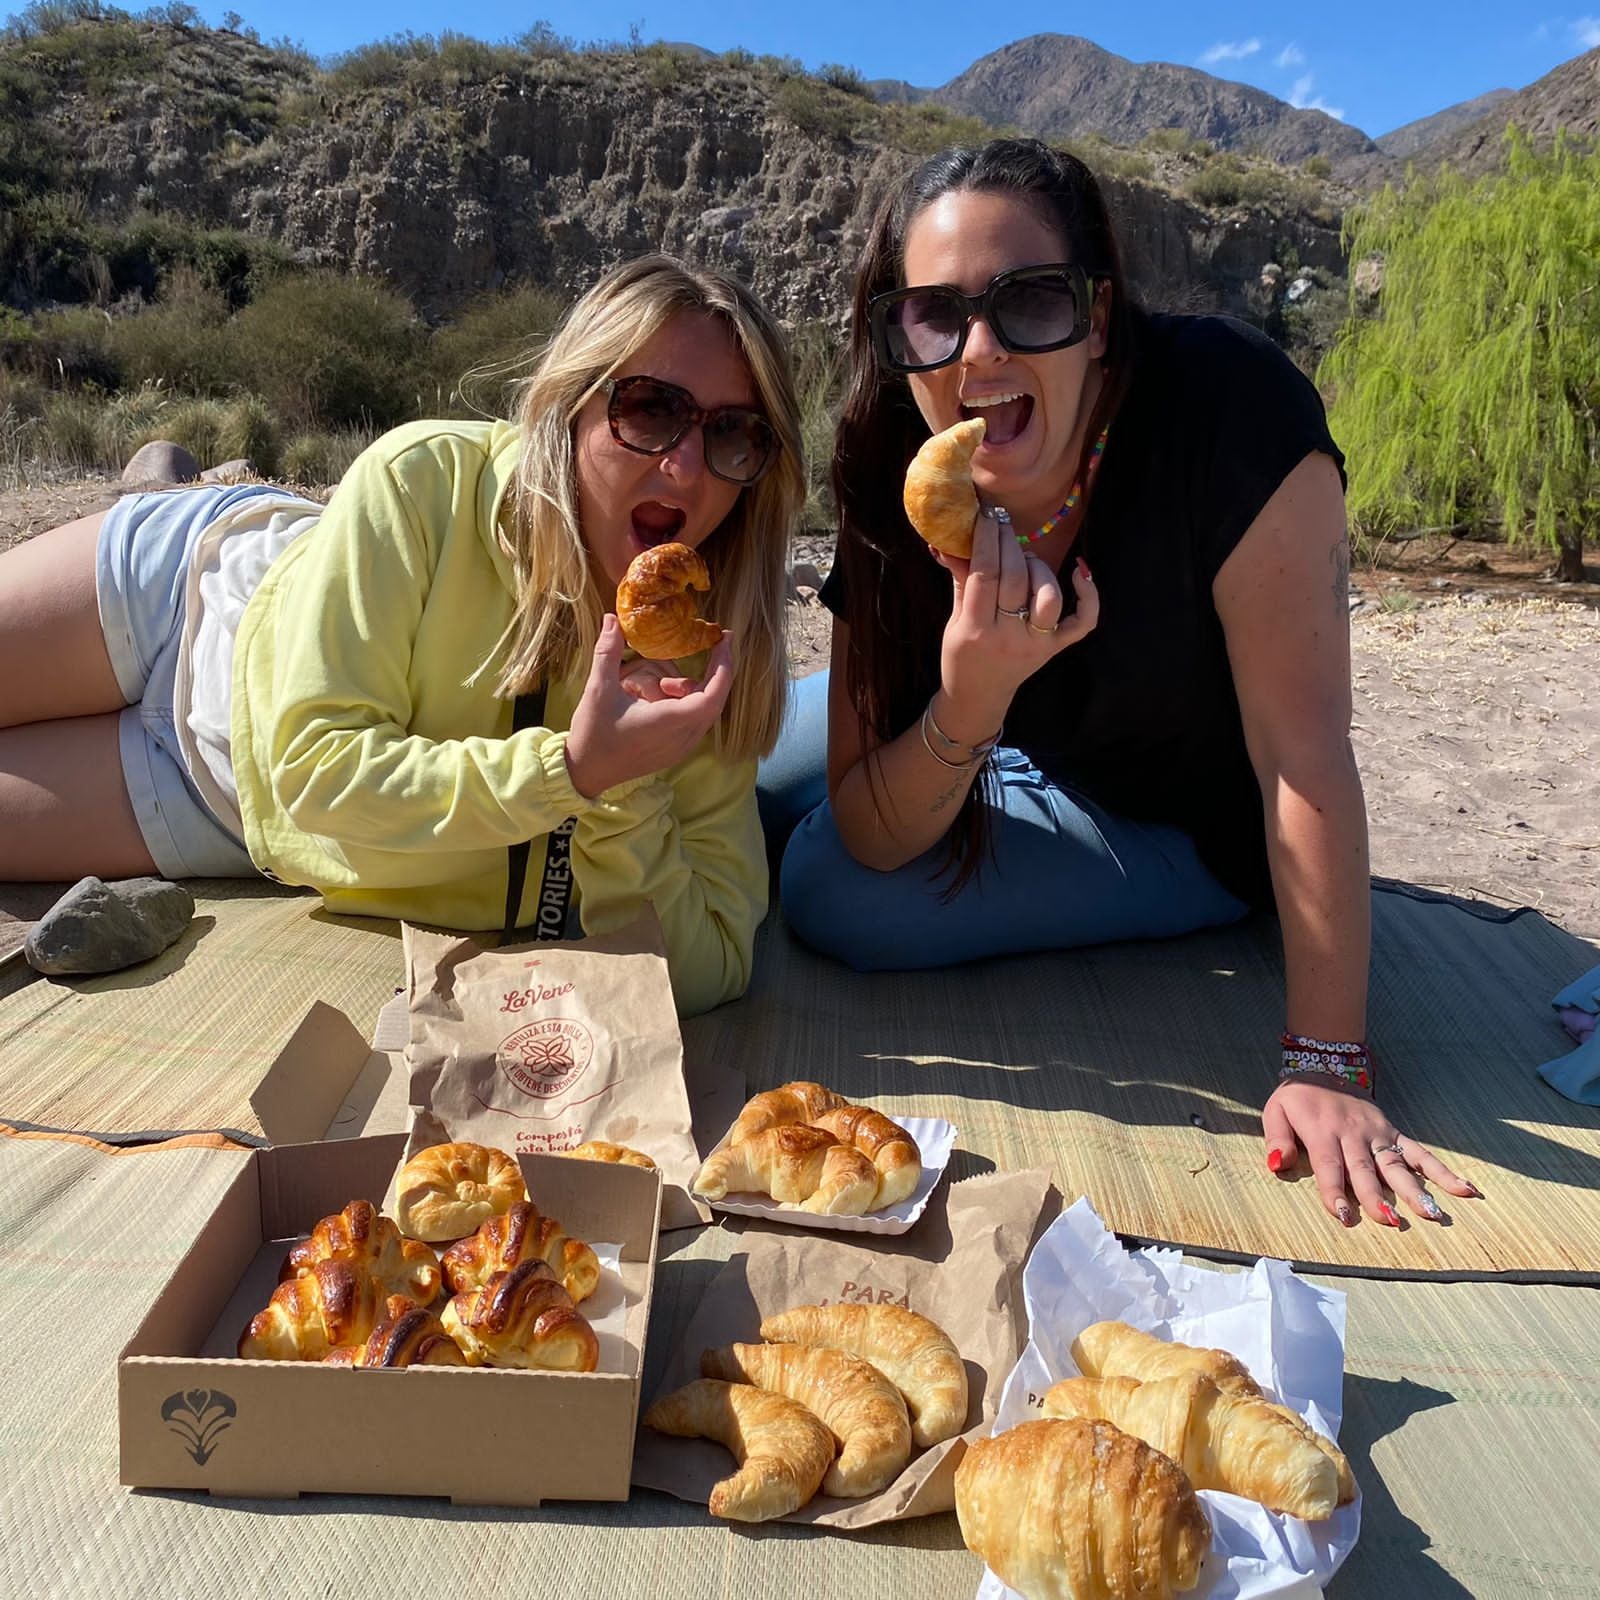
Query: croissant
394 1141 526 1243
692 1124 840 1206
1072 1321 1355 1505
1043 1374 1339 1520
281 1199 441 1306
615 541 722 660
956 1417 1210 1600
238 1259 388 1361
643 1378 836 1522
727 1080 849 1146
799 1141 882 1216
701 1341 911 1498
903 416 986 557
759 1303 969 1448
441 1259 599 1371
810 1105 922 1209
322 1295 468 1369
564 1140 657 1170
439 1200 601 1304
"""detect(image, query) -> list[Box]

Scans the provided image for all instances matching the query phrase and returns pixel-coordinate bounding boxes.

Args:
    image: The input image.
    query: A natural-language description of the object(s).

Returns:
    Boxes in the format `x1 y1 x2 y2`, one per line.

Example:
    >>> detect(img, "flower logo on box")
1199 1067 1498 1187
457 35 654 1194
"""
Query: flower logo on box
497 1017 595 1099
160 1388 237 1465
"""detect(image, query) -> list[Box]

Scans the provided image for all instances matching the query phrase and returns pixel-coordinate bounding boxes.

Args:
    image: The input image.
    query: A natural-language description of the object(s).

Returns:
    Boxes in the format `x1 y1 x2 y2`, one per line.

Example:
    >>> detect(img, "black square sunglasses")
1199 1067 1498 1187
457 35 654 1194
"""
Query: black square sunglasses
869 262 1099 375
605 375 777 485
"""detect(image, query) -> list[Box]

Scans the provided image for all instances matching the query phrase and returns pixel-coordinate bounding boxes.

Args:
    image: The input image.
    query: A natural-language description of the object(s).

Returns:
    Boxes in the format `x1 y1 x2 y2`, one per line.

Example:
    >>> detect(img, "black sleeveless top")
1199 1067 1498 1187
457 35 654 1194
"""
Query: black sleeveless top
821 313 1346 908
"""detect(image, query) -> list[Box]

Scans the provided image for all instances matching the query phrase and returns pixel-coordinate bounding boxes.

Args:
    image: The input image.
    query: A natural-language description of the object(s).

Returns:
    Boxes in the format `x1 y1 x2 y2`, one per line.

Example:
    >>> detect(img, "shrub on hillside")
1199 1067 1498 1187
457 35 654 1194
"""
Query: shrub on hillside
772 77 863 142
279 425 375 489
428 284 569 417
232 273 424 430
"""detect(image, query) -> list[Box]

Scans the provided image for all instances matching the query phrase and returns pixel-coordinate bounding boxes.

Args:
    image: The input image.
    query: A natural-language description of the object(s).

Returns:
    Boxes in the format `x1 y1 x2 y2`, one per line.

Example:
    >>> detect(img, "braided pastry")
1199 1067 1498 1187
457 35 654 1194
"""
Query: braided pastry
441 1259 600 1371
903 417 986 557
439 1199 601 1304
615 541 722 660
727 1081 849 1146
238 1259 388 1361
811 1105 922 1209
322 1296 468 1368
281 1199 440 1306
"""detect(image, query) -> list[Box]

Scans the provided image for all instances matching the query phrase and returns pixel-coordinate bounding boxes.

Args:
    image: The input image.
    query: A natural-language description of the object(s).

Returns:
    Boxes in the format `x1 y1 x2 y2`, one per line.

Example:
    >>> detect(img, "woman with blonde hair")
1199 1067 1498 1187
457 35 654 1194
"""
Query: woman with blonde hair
0 254 804 1014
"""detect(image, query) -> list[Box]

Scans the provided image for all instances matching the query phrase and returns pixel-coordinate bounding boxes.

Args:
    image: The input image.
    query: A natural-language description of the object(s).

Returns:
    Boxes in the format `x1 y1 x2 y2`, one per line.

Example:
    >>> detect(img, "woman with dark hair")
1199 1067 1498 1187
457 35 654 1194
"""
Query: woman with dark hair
772 137 1477 1231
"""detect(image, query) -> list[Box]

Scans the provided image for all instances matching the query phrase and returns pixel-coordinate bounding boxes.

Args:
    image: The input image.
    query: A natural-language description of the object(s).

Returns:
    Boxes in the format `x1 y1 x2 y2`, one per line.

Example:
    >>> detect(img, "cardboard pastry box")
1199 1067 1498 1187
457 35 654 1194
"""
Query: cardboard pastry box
118 1132 662 1506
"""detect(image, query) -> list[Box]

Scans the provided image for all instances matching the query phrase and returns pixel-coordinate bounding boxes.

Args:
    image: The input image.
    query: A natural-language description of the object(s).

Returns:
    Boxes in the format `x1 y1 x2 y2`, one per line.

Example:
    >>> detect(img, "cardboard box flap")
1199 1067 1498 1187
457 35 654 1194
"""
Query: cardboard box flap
249 1001 376 1146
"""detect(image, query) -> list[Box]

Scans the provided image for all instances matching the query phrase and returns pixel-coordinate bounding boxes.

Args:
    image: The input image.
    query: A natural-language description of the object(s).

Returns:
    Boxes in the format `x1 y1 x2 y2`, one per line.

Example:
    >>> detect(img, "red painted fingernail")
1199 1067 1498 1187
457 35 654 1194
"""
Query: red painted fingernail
1077 557 1094 581
1380 1202 1402 1227
1464 1181 1483 1199
1266 1148 1284 1173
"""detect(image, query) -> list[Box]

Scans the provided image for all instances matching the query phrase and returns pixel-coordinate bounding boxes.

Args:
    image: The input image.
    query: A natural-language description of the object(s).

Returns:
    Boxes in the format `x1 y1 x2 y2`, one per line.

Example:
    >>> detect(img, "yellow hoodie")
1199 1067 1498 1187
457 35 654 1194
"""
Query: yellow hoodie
231 419 767 1017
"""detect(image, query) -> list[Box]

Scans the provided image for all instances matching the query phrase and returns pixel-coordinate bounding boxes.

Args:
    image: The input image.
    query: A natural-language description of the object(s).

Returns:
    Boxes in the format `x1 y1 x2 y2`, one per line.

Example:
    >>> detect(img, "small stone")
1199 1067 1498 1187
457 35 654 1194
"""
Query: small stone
200 457 257 483
24 876 196 976
793 585 820 605
121 441 201 487
789 560 825 592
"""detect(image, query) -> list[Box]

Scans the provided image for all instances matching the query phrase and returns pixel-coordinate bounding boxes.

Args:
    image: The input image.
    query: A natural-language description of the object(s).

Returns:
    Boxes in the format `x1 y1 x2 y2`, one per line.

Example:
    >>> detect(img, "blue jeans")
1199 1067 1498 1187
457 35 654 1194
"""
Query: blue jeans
759 671 1251 971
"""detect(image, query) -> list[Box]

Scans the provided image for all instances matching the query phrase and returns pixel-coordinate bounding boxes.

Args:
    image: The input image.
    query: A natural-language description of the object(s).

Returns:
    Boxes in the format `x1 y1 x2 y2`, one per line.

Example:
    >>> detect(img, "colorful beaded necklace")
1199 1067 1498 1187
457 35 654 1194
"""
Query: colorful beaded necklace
1012 426 1109 549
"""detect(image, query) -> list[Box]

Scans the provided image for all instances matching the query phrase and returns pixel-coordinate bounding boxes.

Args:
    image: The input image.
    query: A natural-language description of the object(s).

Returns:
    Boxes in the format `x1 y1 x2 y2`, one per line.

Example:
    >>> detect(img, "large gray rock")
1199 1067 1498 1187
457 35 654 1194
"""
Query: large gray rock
24 877 196 976
121 441 200 487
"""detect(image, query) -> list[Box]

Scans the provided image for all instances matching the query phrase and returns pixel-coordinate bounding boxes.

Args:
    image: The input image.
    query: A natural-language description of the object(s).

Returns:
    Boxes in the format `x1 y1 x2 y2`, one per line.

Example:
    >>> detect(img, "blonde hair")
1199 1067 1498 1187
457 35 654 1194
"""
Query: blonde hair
495 254 803 759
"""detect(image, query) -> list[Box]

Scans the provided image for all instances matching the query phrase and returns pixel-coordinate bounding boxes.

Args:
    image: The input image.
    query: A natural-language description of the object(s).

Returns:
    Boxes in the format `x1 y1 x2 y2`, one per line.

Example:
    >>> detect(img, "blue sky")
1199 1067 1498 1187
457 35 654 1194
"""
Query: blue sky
162 4 1600 138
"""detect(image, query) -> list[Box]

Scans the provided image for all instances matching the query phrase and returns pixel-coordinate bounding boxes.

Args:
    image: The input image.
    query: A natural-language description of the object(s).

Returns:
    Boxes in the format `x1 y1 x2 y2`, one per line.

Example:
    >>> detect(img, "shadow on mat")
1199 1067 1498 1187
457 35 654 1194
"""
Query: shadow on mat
689 881 1600 1193
1325 1373 1472 1598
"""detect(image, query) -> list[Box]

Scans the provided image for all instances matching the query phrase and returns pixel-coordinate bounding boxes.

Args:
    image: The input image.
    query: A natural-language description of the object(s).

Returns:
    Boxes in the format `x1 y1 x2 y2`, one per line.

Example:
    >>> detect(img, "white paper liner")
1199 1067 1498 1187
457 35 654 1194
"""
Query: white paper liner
700 1116 958 1234
975 1199 1359 1600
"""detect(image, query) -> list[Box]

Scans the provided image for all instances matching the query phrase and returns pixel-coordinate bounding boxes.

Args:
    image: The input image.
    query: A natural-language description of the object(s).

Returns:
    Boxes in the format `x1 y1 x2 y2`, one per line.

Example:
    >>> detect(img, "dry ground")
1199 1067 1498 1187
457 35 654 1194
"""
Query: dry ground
6 475 1597 938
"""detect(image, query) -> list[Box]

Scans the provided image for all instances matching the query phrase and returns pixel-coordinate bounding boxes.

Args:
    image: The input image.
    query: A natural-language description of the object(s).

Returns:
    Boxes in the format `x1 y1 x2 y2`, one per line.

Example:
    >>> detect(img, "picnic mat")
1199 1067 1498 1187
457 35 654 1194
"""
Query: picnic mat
0 881 66 967
2 1129 1597 1600
684 886 1600 1282
0 882 401 1141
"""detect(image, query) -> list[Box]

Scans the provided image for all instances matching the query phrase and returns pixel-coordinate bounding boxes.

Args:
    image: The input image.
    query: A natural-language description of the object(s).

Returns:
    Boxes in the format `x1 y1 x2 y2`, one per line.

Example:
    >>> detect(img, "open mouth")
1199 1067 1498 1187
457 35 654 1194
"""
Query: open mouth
630 501 687 547
961 393 1033 448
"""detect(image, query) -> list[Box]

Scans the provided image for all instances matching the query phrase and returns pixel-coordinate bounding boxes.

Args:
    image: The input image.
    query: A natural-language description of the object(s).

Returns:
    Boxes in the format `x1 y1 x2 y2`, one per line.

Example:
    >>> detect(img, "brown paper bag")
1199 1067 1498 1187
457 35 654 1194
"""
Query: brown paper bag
630 1166 1057 1526
400 909 710 1231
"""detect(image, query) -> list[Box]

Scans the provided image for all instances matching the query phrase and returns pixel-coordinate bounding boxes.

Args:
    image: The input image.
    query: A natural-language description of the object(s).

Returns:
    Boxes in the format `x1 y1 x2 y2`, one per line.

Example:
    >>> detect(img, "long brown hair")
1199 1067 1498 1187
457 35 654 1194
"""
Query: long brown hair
494 254 804 759
833 139 1143 884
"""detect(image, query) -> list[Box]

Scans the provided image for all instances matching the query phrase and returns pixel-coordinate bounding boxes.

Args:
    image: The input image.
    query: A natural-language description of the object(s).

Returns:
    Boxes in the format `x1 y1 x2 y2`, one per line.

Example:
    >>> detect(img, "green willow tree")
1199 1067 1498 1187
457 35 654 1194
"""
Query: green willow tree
1322 130 1599 581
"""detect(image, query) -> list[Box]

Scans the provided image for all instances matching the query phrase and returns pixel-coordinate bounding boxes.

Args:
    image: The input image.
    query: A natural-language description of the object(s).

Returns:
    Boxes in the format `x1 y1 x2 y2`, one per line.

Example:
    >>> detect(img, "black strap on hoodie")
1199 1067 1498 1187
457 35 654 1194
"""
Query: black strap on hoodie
501 688 577 943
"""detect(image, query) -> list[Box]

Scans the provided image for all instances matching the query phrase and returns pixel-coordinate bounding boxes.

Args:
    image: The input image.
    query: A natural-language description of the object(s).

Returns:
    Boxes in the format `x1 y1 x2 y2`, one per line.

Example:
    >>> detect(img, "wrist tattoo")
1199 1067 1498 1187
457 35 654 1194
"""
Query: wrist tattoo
1330 533 1350 614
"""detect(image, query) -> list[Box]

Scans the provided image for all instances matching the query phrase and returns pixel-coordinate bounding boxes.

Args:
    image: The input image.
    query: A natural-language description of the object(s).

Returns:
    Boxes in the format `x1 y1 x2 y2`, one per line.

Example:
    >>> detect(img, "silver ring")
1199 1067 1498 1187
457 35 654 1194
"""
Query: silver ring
996 603 1030 620
1372 1141 1406 1160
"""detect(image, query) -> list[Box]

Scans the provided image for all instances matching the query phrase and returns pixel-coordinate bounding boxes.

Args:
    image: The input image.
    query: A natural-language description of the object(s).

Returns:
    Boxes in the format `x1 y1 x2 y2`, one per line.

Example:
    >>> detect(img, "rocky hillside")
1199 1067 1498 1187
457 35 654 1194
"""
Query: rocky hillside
1410 46 1600 172
892 34 1381 169
1376 88 1514 159
0 18 1347 326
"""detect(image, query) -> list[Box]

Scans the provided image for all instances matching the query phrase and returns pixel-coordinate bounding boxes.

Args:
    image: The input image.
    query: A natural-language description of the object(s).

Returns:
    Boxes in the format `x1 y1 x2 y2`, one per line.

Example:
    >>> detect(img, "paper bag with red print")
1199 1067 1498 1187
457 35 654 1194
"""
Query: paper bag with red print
398 909 720 1231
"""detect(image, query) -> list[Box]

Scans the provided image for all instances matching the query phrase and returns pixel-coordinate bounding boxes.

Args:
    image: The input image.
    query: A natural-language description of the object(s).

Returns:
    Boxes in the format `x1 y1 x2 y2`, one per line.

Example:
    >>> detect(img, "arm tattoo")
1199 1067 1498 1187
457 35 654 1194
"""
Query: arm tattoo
1329 533 1350 614
929 776 965 816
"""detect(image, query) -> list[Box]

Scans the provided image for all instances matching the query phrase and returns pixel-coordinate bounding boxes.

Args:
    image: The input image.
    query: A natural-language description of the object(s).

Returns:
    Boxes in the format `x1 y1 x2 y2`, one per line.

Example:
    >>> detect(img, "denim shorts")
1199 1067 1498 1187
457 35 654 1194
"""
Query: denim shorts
95 484 286 879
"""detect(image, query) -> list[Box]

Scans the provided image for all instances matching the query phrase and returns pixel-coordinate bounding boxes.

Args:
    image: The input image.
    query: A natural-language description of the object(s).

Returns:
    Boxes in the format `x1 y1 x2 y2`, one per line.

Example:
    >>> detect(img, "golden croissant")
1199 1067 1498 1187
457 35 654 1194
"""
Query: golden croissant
1043 1374 1340 1520
955 1417 1210 1600
615 541 722 660
441 1259 599 1371
238 1259 389 1361
799 1141 882 1216
322 1295 468 1369
692 1124 841 1206
760 1303 969 1448
440 1200 601 1304
644 1378 836 1521
394 1141 526 1243
281 1199 441 1306
1073 1320 1355 1505
727 1080 849 1146
701 1340 911 1498
810 1105 922 1209
564 1140 657 1170
903 416 986 557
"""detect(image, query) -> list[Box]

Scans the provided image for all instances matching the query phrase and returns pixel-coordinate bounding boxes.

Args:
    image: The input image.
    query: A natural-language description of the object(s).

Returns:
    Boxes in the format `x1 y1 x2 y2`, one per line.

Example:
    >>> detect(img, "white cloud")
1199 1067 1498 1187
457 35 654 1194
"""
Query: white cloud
1575 16 1600 47
1288 74 1345 120
1200 38 1262 64
1275 42 1306 68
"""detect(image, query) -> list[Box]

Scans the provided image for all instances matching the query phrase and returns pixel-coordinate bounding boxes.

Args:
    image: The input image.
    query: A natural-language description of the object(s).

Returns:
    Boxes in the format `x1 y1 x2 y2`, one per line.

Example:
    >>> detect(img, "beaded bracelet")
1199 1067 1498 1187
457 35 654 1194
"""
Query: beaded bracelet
1278 1031 1376 1095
